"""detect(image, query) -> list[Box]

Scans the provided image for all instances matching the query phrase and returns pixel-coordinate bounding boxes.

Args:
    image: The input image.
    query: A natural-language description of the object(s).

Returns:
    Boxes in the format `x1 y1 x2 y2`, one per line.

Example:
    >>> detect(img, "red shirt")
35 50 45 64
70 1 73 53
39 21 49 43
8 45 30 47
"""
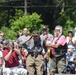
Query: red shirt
21 50 26 57
21 50 26 67
3 49 19 67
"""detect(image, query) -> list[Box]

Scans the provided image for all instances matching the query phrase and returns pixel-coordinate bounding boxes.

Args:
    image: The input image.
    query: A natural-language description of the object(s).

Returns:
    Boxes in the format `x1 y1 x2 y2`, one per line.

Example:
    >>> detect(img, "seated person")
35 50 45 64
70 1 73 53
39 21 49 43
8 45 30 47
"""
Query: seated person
66 48 74 62
66 48 75 74
0 44 3 75
2 39 27 75
18 44 27 68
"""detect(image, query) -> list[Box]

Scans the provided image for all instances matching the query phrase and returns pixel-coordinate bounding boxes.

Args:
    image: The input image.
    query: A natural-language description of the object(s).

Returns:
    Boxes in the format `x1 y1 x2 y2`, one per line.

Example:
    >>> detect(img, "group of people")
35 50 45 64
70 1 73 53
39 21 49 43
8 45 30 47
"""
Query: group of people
0 25 76 75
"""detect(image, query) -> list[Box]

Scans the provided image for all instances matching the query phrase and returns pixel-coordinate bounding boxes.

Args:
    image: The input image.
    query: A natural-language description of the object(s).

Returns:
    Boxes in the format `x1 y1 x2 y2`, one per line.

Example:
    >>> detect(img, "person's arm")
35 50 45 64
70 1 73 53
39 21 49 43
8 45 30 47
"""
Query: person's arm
67 37 72 44
46 35 66 48
73 40 76 46
14 48 24 60
4 49 12 61
0 57 3 66
19 35 32 45
0 52 3 67
46 43 61 48
25 35 33 43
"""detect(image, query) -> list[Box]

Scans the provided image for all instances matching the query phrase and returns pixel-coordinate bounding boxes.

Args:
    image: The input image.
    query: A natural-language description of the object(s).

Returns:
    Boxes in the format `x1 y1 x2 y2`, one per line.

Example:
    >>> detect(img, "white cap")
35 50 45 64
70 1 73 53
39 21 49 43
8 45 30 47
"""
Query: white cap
55 25 62 36
55 25 62 30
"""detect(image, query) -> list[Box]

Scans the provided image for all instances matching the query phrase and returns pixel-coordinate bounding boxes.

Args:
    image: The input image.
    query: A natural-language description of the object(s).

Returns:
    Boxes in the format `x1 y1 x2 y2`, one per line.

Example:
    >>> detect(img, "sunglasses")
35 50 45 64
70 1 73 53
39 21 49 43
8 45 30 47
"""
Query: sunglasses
33 36 38 37
68 51 72 53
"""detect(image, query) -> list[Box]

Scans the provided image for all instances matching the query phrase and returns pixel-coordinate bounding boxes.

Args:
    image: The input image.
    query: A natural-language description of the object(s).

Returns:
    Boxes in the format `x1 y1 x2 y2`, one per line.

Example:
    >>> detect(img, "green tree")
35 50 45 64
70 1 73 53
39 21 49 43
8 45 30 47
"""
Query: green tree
10 12 44 33
55 0 76 35
0 13 45 39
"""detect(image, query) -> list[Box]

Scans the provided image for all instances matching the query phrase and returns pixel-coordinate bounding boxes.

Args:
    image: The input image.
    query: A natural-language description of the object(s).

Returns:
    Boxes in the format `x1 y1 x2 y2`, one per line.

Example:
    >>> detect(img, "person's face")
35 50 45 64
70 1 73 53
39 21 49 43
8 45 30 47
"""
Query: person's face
33 34 39 41
8 41 13 50
54 29 60 37
68 50 72 56
43 29 47 35
23 29 28 35
0 34 3 39
0 33 4 37
68 33 73 38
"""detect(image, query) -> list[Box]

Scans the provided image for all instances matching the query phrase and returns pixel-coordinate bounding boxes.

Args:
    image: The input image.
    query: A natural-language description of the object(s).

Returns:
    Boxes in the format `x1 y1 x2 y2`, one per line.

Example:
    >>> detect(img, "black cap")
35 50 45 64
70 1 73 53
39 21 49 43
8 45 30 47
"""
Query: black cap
68 30 73 34
42 26 47 30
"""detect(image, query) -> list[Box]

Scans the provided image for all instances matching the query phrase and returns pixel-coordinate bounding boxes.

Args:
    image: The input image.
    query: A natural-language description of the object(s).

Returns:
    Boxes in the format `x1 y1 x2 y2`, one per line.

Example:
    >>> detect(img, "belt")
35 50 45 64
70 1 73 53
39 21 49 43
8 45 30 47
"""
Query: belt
6 66 19 68
28 52 42 55
28 52 42 58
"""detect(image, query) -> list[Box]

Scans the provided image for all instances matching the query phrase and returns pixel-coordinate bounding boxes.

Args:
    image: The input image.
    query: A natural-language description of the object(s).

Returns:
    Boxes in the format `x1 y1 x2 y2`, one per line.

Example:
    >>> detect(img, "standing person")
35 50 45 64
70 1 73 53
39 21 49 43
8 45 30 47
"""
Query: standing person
2 39 27 75
18 28 30 48
18 28 30 56
40 26 53 47
25 30 44 75
72 27 76 58
66 30 74 49
46 25 67 74
66 30 76 62
40 26 53 54
40 26 53 75
72 28 76 74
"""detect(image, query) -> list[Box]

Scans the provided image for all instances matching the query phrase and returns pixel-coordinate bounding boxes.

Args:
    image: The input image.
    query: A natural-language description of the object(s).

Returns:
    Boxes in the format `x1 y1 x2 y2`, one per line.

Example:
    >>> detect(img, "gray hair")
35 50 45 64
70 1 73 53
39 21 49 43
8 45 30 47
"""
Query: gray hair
55 25 62 36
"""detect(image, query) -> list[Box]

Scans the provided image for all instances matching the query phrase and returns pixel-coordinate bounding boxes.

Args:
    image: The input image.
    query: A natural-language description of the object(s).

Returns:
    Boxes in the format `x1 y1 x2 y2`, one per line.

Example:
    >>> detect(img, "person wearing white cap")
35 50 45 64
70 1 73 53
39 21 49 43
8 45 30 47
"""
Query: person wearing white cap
40 26 53 75
40 26 53 47
54 25 62 37
46 25 67 74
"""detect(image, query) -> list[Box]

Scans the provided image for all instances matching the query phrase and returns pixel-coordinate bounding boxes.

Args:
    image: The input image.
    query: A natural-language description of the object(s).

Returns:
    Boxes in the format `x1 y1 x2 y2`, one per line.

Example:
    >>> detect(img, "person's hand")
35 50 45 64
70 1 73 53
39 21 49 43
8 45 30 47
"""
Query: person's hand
73 40 76 45
22 57 26 61
14 48 20 55
44 35 48 40
44 53 48 59
69 37 72 41
46 43 51 47
30 35 33 38
9 46 13 52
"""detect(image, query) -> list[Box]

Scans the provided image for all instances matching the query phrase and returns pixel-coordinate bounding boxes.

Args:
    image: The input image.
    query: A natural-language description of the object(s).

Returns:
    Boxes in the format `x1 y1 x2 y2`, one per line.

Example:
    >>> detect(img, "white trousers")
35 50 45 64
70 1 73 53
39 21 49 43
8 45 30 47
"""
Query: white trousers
3 66 27 75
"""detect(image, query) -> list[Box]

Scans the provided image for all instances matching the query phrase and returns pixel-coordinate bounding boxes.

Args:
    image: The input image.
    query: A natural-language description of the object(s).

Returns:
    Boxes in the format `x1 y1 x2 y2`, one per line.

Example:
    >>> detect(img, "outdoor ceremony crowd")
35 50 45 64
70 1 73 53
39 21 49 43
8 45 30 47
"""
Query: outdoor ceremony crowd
0 25 76 75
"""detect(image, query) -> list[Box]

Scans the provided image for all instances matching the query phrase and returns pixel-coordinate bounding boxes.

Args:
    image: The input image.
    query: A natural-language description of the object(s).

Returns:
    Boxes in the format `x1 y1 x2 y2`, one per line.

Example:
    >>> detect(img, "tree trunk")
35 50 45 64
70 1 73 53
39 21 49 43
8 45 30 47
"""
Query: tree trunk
24 0 27 15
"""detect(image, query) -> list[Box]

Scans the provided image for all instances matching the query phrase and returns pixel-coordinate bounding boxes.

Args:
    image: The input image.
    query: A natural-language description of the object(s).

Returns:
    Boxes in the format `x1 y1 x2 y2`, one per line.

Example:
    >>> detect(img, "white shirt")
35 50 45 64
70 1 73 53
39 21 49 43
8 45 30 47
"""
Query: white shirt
0 51 3 58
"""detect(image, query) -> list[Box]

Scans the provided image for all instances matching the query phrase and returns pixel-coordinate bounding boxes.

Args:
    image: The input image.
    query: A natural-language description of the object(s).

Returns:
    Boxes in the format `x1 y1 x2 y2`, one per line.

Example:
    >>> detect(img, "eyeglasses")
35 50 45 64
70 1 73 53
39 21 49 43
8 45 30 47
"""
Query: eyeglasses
68 51 72 53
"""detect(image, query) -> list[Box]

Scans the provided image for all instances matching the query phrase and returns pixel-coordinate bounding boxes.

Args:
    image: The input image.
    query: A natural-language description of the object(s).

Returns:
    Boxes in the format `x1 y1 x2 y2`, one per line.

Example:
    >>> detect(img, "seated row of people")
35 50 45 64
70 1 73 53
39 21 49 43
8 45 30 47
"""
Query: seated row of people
0 40 27 75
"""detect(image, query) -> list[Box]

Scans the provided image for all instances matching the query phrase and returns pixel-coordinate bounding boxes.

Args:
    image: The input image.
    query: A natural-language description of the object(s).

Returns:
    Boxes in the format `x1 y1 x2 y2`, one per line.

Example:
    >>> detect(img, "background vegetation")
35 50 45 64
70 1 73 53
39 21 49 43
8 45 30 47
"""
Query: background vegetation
0 0 76 39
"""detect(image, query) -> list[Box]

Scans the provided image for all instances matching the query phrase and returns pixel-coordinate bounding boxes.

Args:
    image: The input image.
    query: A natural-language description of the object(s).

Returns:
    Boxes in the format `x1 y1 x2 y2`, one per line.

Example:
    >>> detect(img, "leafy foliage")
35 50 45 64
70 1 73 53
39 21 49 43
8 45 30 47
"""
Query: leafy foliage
0 0 76 38
0 26 16 39
0 13 45 39
55 0 76 35
10 13 44 34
